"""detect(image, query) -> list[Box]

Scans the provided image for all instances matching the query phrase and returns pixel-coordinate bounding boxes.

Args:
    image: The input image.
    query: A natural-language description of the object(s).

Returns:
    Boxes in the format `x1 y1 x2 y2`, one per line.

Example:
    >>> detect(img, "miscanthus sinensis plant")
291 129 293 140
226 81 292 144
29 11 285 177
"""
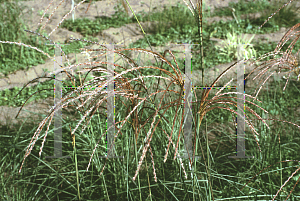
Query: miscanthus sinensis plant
2 0 300 200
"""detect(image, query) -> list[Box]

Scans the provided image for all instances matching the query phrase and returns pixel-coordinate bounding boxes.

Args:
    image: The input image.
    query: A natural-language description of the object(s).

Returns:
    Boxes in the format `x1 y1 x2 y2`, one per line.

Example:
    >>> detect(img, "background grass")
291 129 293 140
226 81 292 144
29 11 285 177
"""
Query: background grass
1 0 300 200
1 0 300 108
0 0 100 76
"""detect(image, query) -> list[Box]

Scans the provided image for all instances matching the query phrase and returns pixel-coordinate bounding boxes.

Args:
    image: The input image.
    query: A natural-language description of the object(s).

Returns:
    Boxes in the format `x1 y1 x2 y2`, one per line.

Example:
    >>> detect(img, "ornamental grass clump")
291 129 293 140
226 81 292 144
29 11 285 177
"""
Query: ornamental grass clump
13 3 268 184
215 26 257 61
2 0 300 200
15 38 271 180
